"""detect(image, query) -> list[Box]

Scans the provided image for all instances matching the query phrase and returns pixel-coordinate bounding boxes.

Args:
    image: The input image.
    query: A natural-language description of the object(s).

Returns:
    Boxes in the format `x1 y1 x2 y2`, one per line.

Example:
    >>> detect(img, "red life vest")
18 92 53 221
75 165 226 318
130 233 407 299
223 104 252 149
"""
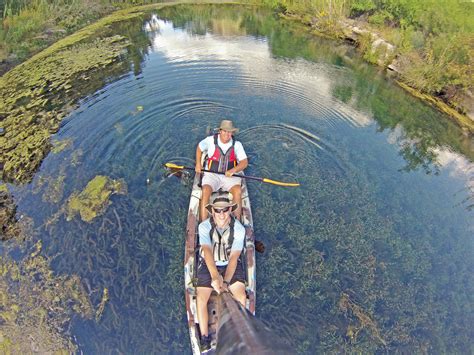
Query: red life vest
207 134 237 173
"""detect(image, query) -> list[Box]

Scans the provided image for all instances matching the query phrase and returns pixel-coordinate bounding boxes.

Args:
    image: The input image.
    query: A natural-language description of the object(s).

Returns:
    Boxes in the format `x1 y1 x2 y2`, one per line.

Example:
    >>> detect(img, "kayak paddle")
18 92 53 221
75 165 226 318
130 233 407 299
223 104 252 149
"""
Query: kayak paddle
164 162 300 187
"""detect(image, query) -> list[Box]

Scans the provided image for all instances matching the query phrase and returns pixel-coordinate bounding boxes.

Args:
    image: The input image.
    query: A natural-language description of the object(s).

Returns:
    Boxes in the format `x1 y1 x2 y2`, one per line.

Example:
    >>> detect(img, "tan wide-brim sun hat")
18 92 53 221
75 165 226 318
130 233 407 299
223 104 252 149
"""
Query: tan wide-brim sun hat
219 119 239 134
205 192 237 213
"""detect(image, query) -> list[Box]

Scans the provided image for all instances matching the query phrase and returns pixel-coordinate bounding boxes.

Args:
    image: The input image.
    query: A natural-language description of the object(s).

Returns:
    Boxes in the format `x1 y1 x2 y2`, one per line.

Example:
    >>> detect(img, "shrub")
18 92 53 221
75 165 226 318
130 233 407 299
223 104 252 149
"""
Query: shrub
350 0 377 17
402 33 472 95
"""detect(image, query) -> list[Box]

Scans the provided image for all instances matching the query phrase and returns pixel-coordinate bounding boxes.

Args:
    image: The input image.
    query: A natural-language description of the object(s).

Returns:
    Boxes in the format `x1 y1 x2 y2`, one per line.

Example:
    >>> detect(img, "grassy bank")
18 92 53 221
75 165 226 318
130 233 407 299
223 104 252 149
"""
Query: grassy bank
0 0 115 72
1 1 472 130
244 0 473 127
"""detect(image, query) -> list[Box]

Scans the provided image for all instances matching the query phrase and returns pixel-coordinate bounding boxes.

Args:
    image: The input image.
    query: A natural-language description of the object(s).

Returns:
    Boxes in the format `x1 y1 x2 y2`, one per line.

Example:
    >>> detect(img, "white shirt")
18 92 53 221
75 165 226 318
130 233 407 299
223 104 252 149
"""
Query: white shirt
198 135 247 169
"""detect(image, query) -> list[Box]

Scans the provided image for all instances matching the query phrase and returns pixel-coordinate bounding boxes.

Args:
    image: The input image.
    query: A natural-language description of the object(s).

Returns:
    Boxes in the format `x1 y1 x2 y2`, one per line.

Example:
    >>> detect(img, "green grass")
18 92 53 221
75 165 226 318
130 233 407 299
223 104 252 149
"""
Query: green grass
247 0 473 106
0 0 116 63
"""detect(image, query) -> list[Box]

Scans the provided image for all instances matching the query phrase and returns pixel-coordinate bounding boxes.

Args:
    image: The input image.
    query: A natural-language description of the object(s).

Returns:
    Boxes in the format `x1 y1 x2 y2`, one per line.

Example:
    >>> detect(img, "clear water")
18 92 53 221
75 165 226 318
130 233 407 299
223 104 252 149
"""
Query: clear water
8 5 473 354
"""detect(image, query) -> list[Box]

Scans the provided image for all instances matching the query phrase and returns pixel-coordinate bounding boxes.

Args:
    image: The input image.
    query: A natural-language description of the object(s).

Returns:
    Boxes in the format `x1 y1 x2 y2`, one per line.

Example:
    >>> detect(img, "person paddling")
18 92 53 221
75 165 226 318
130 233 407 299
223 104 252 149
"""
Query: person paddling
195 120 248 221
196 192 247 351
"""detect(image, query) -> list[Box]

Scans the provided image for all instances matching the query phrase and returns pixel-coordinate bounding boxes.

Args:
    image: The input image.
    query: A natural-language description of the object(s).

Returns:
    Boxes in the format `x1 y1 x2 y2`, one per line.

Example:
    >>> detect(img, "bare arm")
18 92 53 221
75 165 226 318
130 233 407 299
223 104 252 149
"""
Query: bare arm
195 145 203 173
225 158 248 177
223 250 242 284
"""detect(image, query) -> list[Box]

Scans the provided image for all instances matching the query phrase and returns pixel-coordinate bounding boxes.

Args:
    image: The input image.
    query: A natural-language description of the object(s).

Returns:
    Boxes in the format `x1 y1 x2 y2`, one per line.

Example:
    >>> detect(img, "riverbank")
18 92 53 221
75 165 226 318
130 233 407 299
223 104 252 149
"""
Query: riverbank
1 1 472 134
276 8 474 135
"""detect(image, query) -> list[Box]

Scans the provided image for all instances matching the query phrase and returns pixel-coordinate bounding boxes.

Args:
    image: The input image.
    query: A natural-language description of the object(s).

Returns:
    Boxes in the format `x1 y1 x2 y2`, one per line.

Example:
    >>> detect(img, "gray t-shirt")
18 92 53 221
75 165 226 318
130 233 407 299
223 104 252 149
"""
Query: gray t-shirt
199 218 246 266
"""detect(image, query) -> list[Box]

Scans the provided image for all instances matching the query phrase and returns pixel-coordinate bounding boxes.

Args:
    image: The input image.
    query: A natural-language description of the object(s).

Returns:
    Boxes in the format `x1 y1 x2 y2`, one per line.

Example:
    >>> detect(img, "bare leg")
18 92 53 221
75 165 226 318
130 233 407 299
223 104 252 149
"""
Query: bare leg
229 184 242 221
196 287 213 336
229 281 246 307
200 184 213 222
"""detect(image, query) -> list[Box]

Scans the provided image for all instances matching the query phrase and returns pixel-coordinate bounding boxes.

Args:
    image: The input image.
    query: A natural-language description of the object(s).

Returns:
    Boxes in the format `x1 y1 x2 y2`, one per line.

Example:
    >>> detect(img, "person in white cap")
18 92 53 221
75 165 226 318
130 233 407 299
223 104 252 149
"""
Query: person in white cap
195 191 247 351
195 119 248 221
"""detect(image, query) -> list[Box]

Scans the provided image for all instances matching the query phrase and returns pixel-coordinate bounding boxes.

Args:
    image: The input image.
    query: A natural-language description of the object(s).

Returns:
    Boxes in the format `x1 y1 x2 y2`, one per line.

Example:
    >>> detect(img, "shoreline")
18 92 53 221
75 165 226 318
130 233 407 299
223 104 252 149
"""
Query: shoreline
1 1 472 135
280 11 474 135
0 1 472 187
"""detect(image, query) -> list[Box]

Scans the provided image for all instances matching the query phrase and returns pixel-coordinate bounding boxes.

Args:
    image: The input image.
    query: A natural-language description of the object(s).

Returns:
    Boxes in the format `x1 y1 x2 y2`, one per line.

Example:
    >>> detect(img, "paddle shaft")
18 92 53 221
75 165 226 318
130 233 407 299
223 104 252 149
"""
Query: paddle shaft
197 167 262 182
165 163 299 187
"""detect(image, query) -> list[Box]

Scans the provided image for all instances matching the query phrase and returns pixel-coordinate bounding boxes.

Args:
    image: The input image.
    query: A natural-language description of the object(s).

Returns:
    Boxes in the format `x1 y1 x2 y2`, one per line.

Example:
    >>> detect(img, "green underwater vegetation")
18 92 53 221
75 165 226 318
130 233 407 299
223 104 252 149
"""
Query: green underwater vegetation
0 241 93 353
0 35 131 184
40 180 191 352
66 175 127 223
33 173 66 205
0 187 19 241
51 138 73 154
0 4 166 184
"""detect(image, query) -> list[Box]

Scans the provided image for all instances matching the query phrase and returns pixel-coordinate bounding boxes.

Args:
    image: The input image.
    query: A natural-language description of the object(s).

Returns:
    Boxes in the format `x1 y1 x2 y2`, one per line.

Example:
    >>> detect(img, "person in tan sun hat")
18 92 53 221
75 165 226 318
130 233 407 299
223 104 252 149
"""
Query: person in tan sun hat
195 191 247 351
195 119 248 221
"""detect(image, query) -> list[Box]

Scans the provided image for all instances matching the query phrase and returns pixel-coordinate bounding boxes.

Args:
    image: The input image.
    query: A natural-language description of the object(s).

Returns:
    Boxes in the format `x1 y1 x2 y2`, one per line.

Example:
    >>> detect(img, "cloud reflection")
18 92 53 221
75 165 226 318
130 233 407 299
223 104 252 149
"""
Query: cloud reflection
145 17 372 127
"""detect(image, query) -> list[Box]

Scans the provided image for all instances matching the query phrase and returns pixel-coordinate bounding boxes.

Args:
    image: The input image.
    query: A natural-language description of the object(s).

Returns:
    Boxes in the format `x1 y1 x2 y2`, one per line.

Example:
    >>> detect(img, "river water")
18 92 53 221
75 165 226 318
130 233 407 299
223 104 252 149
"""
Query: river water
7 4 473 354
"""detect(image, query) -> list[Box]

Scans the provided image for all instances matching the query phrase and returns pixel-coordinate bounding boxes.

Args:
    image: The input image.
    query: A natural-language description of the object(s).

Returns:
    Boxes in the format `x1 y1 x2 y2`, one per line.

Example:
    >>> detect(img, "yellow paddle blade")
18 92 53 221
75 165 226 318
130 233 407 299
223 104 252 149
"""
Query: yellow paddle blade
262 178 300 187
164 162 185 170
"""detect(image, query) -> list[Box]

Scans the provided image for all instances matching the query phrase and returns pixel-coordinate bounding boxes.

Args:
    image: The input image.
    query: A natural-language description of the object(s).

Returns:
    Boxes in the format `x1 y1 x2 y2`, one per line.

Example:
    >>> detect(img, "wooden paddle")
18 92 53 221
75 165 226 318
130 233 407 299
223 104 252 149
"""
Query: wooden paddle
164 163 300 187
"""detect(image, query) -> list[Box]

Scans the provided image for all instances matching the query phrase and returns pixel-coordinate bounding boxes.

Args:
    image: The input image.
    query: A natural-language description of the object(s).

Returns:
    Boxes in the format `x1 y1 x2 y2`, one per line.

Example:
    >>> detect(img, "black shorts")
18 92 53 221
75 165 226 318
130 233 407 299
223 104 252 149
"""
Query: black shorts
196 259 246 288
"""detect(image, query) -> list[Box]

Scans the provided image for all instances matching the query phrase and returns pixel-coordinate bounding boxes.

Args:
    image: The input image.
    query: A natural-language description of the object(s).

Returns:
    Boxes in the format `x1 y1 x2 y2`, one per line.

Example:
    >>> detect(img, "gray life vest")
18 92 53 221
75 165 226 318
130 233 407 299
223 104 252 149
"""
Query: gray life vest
210 216 235 263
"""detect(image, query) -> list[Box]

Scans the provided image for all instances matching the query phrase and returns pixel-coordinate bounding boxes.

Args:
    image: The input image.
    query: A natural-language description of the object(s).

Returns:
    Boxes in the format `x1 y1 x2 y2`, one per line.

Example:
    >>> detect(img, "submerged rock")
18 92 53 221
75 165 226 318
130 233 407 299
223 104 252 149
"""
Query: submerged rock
66 175 127 222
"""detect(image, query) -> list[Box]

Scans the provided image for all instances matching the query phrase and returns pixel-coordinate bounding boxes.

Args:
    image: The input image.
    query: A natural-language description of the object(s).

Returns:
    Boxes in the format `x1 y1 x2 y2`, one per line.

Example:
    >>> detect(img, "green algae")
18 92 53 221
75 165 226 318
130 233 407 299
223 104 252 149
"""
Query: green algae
0 241 93 353
0 35 131 184
397 81 474 134
0 7 152 184
95 287 110 322
42 175 66 204
66 175 127 222
31 164 67 204
71 148 84 167
0 2 232 184
132 105 144 115
51 139 73 154
0 189 19 241
339 292 386 346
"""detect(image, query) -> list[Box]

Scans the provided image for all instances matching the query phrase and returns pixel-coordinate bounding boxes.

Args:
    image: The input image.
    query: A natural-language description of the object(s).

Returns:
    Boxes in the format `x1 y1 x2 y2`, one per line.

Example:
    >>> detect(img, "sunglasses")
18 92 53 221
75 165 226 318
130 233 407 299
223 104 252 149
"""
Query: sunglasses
213 207 230 214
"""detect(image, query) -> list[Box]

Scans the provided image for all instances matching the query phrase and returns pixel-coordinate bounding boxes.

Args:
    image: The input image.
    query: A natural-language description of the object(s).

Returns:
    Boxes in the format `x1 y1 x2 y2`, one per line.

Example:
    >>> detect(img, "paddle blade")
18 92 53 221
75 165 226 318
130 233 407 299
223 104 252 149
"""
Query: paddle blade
262 178 300 187
164 162 184 170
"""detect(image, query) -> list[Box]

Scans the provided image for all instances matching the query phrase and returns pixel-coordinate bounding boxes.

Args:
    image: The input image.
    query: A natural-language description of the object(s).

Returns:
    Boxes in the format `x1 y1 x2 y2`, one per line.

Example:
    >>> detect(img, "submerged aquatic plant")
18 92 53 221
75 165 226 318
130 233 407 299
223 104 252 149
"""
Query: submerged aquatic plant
0 4 158 184
66 175 127 222
0 35 132 184
51 138 73 154
0 241 93 353
95 287 109 322
0 187 20 241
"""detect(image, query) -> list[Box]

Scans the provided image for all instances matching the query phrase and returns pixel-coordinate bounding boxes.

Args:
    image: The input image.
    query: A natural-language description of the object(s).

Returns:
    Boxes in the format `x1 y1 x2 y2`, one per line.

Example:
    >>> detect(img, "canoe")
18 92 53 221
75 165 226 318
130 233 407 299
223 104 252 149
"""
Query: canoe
184 173 256 354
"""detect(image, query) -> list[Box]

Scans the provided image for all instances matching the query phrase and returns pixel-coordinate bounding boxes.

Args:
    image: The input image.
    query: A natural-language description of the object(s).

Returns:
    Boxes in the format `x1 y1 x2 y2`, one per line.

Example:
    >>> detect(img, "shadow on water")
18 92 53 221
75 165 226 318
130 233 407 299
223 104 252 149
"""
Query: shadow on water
2 3 473 354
